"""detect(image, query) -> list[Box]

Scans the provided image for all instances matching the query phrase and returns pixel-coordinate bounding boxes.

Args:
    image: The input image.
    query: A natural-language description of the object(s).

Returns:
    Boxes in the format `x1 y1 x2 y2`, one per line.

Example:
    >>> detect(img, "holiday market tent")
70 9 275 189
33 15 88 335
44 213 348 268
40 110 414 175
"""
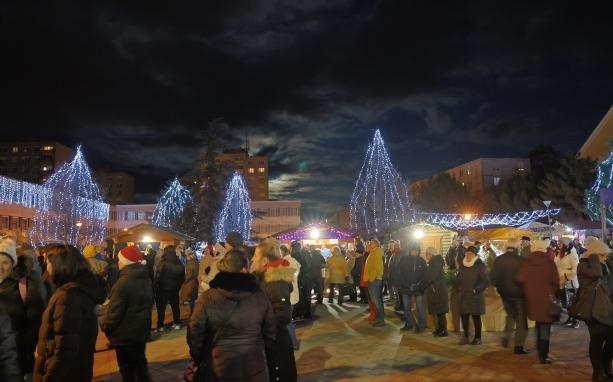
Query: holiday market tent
467 227 539 241
273 222 355 247
390 223 456 256
106 223 195 247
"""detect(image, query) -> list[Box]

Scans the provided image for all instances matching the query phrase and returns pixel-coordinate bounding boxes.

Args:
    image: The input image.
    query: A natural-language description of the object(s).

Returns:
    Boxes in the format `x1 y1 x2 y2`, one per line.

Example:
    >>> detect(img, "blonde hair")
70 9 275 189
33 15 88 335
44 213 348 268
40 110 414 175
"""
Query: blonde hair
256 238 282 261
332 246 342 257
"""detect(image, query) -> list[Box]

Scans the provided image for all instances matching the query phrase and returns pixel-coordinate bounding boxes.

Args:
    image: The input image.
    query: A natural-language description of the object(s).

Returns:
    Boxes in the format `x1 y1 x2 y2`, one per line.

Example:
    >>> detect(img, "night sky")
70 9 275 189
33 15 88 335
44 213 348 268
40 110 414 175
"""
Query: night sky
3 1 613 218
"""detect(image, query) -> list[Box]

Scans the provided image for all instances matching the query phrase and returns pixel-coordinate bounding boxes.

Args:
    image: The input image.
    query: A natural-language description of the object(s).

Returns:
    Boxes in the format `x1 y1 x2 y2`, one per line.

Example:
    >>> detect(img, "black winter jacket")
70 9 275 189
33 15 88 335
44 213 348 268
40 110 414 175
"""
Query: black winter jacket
256 262 297 382
101 264 154 346
188 272 276 382
398 255 427 295
155 251 185 292
0 306 20 381
33 272 106 382
420 255 449 314
457 258 490 315
0 258 46 375
490 250 524 299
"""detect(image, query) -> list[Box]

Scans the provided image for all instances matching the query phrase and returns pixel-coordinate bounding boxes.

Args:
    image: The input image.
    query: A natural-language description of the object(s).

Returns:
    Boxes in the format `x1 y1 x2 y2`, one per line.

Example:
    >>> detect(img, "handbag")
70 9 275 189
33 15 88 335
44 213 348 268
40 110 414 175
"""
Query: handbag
190 298 240 382
549 295 562 322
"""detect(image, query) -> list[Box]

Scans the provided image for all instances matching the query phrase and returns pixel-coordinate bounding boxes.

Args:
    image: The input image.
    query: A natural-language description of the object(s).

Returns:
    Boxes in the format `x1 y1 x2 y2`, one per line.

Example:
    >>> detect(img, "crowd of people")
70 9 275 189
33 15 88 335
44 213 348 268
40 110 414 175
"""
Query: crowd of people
0 230 613 381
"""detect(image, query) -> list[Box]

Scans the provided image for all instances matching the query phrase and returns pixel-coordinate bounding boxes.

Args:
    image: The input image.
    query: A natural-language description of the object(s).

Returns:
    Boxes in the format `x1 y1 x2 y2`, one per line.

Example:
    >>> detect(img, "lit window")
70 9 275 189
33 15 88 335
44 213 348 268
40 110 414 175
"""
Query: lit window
517 162 525 171
42 145 54 151
12 147 18 153
466 168 471 175
461 182 465 187
248 168 255 173
258 167 265 173
493 176 501 186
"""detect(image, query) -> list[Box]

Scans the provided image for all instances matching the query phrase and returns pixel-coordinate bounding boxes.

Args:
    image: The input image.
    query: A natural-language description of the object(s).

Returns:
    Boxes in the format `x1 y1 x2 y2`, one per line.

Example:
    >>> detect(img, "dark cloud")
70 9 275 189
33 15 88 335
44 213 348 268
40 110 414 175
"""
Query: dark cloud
2 0 613 219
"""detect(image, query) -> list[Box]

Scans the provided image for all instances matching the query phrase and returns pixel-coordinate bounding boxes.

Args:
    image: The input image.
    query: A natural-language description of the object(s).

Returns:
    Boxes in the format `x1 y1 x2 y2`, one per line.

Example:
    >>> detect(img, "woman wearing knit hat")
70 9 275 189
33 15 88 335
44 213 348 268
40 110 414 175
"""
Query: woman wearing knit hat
457 246 490 345
574 236 613 382
102 245 154 382
0 238 46 380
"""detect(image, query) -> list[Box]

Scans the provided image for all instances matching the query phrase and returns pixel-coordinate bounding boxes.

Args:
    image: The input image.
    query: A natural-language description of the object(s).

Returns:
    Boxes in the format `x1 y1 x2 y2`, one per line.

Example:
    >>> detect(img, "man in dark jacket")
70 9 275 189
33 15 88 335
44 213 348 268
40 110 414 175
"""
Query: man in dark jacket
445 240 459 270
291 241 312 319
352 238 368 304
490 238 528 354
309 248 325 305
387 241 404 311
0 306 20 381
154 245 185 331
102 246 154 382
398 245 427 332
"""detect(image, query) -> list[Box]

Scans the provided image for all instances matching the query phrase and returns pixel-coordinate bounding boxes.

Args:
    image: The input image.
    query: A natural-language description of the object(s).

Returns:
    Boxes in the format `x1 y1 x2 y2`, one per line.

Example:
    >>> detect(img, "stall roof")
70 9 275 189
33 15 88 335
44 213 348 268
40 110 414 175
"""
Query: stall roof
468 227 540 241
107 223 195 243
274 222 355 241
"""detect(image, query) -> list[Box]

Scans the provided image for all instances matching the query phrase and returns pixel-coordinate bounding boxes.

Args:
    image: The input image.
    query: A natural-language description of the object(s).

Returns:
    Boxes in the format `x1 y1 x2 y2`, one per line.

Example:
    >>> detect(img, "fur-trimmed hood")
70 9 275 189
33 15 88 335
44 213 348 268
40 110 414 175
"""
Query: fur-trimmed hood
209 271 260 292
263 259 296 284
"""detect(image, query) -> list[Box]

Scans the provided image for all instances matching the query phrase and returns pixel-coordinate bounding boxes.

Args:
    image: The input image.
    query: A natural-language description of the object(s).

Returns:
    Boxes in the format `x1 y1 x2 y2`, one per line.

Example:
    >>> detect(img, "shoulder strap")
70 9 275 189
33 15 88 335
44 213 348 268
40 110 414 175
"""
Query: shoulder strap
18 277 27 304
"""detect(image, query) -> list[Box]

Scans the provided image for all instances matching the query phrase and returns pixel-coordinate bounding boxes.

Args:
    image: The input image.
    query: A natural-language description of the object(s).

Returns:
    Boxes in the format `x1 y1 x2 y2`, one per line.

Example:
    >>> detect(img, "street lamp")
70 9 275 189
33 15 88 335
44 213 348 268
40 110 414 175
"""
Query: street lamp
543 200 552 239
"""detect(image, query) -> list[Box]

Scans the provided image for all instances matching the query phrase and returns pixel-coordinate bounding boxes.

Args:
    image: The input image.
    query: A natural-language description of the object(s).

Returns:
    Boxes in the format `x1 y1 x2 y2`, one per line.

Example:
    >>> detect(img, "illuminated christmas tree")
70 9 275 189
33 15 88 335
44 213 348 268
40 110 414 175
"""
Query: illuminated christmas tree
350 129 413 235
152 177 192 228
31 146 109 246
585 148 613 224
215 172 252 242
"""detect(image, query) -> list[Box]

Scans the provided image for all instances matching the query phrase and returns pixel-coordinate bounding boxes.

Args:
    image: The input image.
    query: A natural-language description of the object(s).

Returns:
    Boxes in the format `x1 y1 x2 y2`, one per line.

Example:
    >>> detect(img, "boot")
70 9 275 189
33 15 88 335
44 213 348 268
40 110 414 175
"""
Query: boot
592 369 613 382
538 339 553 364
513 346 529 355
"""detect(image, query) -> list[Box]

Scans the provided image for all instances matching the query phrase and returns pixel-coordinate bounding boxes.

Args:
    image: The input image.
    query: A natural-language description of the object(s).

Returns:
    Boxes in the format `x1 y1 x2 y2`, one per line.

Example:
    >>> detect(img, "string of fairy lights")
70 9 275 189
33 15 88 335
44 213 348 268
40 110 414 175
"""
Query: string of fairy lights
350 129 413 235
30 146 109 246
151 177 192 228
585 150 613 224
418 209 561 230
215 172 253 243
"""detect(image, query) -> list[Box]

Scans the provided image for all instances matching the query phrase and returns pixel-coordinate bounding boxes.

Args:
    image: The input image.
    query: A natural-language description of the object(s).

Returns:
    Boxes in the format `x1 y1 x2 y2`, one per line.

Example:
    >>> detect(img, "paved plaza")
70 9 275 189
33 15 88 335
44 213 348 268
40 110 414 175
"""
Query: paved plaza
93 300 593 381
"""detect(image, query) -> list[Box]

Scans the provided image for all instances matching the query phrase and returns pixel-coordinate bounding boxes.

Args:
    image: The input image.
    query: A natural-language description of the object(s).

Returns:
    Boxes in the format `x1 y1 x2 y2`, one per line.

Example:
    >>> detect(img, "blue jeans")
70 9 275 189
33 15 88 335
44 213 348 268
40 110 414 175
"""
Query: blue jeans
368 279 384 321
401 294 426 329
288 305 298 348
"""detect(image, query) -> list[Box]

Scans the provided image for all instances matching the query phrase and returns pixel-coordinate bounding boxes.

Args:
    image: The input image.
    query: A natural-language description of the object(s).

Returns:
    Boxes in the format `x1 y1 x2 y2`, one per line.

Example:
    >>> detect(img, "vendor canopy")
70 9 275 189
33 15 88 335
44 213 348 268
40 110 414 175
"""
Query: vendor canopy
107 223 195 243
468 227 539 241
274 222 355 241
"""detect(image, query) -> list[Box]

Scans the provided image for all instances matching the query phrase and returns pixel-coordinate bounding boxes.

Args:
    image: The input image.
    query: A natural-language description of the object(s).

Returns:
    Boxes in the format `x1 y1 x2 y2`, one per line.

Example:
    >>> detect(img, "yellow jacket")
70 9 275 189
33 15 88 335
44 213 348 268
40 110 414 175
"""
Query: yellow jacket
364 247 384 282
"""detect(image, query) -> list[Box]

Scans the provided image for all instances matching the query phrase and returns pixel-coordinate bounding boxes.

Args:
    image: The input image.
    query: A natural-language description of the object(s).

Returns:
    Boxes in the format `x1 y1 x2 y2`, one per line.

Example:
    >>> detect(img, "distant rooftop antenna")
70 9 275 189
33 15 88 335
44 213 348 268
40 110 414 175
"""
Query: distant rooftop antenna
245 133 250 155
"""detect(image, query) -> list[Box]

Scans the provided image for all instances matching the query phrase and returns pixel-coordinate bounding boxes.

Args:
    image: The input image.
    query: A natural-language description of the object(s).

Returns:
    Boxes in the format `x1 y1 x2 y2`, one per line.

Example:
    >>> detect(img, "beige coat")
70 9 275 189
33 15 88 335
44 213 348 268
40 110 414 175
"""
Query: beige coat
326 252 349 284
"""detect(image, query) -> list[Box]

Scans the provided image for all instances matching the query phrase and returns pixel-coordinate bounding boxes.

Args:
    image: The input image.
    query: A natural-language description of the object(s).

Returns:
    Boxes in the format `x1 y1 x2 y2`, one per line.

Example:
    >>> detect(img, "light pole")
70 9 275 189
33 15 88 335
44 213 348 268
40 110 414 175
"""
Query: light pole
543 200 552 239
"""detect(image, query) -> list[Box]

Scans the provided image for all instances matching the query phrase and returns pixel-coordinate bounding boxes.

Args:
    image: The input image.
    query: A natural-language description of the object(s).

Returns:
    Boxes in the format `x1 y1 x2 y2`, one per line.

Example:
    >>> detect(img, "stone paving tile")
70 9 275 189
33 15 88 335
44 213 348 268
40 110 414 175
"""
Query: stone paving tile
93 299 593 381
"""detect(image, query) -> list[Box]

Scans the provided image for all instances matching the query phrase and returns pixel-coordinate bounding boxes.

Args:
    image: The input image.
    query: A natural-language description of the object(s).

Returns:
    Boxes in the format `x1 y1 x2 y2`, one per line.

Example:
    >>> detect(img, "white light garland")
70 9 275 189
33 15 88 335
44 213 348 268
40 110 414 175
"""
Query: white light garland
151 177 192 228
215 172 252 243
0 176 49 210
30 146 109 246
585 149 613 224
350 129 413 235
420 209 561 230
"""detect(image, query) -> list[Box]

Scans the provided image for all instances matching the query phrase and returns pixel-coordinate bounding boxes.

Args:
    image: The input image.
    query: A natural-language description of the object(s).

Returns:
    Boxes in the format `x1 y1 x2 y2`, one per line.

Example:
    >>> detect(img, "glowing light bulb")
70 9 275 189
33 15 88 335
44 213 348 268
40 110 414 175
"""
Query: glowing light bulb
310 228 321 239
413 229 425 239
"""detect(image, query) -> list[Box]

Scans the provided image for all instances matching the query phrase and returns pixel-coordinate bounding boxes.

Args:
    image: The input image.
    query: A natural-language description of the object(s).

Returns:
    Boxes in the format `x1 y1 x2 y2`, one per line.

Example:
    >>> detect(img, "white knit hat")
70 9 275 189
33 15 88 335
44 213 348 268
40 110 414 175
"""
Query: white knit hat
530 239 550 253
585 236 611 255
0 238 17 264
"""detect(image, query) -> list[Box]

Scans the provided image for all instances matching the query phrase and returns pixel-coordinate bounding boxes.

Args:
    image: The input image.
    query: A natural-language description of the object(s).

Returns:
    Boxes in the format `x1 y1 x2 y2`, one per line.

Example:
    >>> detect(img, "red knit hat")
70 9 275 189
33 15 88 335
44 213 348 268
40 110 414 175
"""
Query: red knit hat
118 245 145 265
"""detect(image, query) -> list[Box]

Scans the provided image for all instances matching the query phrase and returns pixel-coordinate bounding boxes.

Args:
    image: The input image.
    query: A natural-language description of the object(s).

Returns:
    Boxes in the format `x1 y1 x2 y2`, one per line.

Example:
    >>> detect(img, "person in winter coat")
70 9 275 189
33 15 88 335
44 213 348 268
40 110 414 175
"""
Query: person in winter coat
385 241 403 310
310 248 325 305
188 249 276 382
83 244 109 278
291 241 312 319
154 245 185 331
33 244 107 382
281 245 301 350
520 236 531 258
555 239 580 329
516 239 559 364
574 237 613 382
101 246 154 382
483 242 497 272
0 238 46 379
326 246 349 305
352 238 368 304
180 248 199 314
252 239 298 382
457 246 490 345
490 238 528 354
419 247 449 337
364 239 385 326
445 240 460 270
398 244 427 332
0 305 20 382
